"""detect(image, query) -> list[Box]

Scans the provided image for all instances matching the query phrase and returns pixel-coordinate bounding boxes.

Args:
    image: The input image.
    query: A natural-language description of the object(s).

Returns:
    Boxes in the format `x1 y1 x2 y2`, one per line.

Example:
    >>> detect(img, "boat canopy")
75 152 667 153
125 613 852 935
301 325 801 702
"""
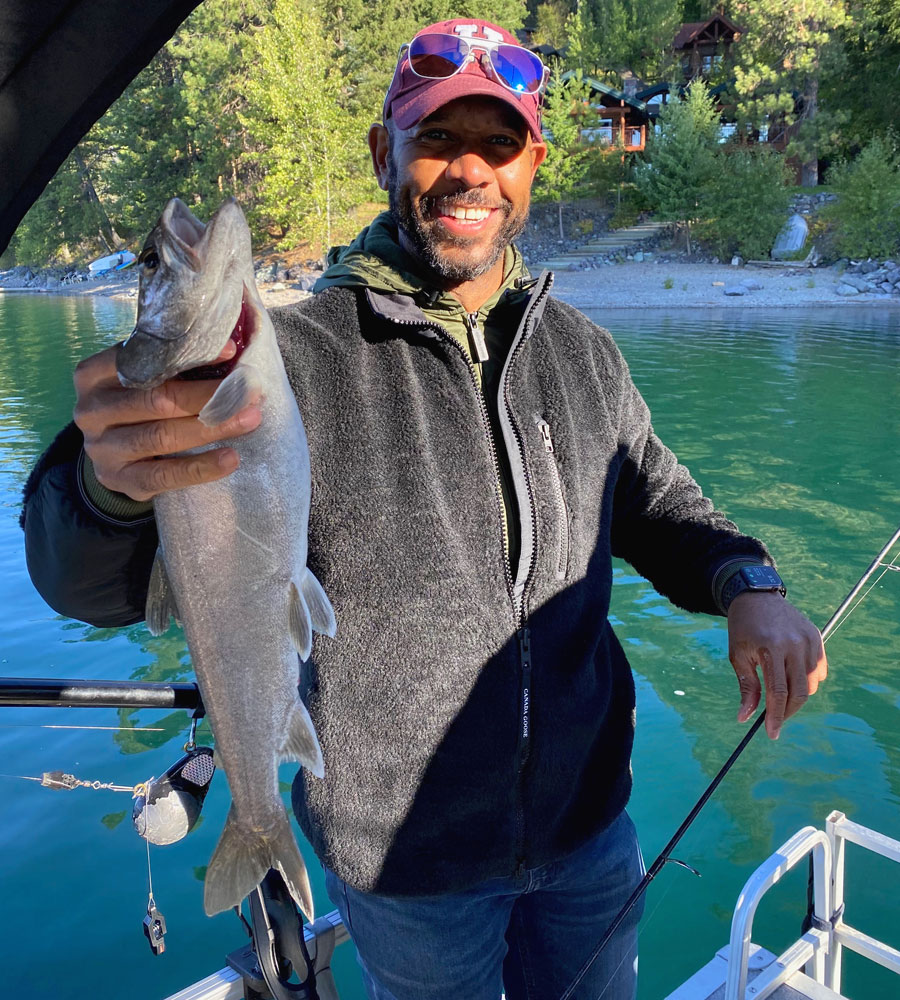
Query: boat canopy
0 0 203 255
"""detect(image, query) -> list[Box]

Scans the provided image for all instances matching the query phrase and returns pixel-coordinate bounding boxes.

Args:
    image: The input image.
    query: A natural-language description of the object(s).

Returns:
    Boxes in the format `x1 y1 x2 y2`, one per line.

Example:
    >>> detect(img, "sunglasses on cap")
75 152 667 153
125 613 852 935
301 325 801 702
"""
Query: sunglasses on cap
401 32 548 96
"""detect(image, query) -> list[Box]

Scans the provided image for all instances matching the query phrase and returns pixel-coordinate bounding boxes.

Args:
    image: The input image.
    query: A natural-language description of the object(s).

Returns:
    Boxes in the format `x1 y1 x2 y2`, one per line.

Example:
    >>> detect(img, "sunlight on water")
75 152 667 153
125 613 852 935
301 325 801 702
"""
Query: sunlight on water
0 296 897 999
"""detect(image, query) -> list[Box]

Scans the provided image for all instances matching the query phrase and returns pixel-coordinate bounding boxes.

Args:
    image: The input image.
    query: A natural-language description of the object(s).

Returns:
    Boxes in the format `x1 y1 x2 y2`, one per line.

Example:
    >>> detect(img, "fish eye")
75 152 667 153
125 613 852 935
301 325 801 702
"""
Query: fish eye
139 249 160 270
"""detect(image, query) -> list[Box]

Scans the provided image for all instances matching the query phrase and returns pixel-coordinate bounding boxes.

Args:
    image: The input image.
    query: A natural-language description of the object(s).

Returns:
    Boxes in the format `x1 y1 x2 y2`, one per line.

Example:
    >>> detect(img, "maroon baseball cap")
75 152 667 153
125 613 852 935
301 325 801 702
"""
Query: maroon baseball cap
383 19 545 142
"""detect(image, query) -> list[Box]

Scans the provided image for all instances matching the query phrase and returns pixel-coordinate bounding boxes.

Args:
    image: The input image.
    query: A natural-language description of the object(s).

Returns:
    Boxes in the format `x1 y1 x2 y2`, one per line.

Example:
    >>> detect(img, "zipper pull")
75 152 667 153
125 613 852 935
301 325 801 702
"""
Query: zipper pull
467 312 489 364
537 419 554 453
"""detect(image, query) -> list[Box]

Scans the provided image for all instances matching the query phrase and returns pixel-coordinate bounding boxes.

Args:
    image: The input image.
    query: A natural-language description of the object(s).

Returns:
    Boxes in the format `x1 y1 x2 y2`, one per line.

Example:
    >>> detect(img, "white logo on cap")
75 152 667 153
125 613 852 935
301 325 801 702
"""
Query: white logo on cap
453 23 505 42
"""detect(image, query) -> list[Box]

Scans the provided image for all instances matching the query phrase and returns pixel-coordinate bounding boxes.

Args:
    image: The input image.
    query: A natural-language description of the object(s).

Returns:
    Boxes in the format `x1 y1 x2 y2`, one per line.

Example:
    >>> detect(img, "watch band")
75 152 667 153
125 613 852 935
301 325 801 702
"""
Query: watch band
721 565 786 613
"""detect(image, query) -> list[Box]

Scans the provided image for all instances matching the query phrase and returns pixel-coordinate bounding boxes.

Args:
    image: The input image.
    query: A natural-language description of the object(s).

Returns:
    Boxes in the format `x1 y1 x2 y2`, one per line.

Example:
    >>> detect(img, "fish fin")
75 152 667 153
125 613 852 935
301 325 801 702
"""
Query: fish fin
301 569 337 638
281 697 324 778
289 581 312 661
146 549 179 636
198 363 264 427
203 805 314 922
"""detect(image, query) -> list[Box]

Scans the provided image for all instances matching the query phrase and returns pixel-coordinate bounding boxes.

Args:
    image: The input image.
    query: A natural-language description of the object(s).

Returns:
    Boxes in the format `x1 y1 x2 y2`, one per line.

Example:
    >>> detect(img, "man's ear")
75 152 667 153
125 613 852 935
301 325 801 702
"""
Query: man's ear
369 124 391 191
530 139 548 178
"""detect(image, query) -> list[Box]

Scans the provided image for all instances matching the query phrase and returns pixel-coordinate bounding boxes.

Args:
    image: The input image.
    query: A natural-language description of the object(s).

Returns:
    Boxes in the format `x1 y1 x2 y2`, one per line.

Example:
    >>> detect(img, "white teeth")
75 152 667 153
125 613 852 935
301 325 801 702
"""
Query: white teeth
446 206 491 221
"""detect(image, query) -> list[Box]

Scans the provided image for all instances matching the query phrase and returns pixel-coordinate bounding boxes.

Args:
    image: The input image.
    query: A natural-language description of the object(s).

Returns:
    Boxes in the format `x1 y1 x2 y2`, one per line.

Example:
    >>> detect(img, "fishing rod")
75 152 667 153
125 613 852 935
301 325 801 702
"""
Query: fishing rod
558 522 900 1000
0 676 201 710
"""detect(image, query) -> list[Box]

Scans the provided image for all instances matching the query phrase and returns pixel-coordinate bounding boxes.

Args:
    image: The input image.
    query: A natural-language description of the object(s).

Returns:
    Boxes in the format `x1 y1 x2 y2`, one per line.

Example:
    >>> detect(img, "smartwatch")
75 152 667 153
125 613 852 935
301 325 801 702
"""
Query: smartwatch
721 565 786 612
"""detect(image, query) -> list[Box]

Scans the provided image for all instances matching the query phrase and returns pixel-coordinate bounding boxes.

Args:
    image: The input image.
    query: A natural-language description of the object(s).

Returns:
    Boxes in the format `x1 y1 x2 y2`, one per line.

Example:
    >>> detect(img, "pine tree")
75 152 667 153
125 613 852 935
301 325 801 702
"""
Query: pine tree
242 0 370 253
728 0 848 186
634 81 719 254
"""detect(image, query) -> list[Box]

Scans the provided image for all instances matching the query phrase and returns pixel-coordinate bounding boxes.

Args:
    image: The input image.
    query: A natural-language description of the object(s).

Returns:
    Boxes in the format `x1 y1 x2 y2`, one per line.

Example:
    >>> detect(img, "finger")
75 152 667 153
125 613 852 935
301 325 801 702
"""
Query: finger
120 448 242 502
782 649 811 720
813 633 828 684
79 378 245 432
99 404 262 466
760 648 788 739
730 646 762 723
73 345 123 393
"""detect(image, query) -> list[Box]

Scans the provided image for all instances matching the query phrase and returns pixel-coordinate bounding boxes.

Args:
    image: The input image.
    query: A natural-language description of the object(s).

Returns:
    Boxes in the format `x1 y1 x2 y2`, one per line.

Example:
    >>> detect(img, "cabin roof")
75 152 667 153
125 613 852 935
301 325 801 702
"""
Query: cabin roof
560 71 648 112
673 13 744 50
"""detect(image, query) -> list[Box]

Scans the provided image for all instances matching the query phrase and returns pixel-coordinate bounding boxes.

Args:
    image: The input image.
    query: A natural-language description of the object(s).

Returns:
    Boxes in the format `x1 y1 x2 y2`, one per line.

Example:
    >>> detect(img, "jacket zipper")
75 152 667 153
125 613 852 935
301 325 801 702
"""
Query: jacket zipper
466 312 490 363
537 418 569 580
497 273 554 874
376 272 554 876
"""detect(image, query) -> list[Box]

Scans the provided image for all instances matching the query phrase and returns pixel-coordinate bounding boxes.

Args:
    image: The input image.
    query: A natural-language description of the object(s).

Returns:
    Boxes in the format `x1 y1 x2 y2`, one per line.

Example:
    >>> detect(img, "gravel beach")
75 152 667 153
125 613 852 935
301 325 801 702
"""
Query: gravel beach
10 256 897 312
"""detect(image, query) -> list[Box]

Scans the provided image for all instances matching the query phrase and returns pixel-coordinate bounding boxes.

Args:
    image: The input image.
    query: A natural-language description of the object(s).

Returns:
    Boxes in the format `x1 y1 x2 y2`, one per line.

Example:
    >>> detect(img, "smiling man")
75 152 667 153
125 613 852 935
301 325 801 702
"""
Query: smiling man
22 17 827 1000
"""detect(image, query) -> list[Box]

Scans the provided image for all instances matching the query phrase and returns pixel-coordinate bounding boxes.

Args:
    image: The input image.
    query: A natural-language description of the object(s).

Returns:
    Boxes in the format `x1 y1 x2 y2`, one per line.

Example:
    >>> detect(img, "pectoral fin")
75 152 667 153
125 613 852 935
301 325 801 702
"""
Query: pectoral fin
281 697 324 778
198 363 263 427
146 549 179 636
301 569 337 638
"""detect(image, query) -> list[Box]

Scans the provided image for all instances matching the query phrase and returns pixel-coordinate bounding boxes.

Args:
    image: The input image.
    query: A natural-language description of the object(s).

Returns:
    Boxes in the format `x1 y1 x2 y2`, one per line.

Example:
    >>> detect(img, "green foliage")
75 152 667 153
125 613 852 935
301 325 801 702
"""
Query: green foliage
242 0 370 253
635 82 720 251
696 147 791 259
824 135 900 258
533 70 602 237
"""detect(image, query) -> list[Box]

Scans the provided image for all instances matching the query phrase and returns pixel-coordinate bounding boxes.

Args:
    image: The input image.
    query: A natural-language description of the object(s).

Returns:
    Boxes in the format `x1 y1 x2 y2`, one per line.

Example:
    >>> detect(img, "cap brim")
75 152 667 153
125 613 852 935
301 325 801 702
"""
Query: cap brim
390 74 543 143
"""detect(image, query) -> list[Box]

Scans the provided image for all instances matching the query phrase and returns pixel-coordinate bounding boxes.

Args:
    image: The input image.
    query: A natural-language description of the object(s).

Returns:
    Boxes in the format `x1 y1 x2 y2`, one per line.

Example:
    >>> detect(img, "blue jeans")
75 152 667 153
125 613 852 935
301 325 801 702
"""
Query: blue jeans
324 809 645 1000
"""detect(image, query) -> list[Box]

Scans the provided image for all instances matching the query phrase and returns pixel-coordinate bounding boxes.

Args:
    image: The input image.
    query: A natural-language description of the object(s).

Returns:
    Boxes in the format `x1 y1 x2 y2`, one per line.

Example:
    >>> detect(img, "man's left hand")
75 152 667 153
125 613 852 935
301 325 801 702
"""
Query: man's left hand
727 593 827 740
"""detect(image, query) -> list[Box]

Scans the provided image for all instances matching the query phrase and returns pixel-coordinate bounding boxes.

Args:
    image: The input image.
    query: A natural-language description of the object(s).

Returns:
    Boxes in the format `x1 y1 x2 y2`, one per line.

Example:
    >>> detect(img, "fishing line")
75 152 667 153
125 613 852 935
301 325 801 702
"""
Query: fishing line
558 522 900 1000
0 723 165 731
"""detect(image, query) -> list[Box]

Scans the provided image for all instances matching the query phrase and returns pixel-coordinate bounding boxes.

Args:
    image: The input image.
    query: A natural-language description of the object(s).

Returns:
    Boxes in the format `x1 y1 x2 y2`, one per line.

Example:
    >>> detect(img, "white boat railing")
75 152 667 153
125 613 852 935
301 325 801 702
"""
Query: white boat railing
724 810 900 1000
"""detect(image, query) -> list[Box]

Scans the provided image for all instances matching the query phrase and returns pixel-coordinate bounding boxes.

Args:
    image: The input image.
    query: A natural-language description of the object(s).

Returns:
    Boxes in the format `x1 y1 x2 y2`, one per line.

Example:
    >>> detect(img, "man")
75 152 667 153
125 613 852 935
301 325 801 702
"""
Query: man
22 19 826 1000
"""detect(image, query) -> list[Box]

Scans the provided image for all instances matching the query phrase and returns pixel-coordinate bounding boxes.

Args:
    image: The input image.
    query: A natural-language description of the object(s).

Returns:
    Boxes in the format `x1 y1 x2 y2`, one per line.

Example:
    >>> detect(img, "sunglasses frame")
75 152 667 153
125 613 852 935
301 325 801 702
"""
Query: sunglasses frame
400 33 549 97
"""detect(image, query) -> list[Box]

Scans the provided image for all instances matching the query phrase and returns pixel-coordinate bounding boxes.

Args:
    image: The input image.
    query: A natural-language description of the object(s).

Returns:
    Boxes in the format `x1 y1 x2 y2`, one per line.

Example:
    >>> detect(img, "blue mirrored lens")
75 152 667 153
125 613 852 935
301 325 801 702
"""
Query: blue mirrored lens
491 45 543 93
408 35 467 78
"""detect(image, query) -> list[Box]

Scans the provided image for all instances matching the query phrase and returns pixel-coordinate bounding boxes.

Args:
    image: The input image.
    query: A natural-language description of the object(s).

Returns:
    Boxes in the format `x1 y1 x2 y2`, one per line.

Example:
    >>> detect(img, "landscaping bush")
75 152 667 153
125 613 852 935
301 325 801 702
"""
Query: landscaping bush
698 146 791 260
824 136 900 259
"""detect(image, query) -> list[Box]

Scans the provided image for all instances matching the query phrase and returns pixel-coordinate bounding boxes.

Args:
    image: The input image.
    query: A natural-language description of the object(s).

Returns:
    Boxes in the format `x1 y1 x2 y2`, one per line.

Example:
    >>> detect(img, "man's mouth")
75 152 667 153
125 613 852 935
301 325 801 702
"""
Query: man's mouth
439 205 494 223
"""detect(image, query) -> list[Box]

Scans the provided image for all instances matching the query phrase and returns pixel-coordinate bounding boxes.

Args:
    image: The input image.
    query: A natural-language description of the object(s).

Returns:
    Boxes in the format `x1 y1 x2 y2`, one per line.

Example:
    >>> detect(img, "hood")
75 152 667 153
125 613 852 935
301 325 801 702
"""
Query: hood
314 212 532 318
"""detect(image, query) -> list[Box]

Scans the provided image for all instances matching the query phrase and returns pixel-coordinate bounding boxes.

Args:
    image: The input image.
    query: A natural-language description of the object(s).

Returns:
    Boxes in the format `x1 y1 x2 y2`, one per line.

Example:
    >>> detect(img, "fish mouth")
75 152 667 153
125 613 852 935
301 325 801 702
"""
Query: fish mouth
177 290 257 382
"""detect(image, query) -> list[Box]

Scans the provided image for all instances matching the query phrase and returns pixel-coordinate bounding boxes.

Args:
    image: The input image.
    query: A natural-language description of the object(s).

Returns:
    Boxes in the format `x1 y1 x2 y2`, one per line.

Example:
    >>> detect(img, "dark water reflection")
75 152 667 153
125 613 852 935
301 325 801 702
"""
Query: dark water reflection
0 295 897 998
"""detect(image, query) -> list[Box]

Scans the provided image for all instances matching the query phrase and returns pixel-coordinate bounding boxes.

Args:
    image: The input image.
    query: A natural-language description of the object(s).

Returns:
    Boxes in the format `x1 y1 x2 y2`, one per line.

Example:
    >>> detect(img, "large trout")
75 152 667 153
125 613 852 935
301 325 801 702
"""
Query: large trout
117 197 335 920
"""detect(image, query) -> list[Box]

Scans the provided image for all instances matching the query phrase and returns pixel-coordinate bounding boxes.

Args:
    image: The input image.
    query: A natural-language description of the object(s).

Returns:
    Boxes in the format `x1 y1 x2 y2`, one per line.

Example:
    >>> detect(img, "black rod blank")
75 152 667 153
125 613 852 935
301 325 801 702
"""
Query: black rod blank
0 677 201 710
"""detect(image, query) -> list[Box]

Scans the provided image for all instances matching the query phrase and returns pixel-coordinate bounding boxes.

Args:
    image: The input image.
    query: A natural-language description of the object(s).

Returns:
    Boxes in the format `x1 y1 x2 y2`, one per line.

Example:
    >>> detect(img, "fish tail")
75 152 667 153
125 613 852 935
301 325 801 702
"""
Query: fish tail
204 804 314 922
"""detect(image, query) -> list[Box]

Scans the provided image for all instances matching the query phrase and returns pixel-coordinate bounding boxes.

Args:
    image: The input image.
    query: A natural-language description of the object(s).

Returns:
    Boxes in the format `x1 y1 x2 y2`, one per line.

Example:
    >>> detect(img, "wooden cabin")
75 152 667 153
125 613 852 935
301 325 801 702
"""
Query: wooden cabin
561 72 650 152
673 13 744 83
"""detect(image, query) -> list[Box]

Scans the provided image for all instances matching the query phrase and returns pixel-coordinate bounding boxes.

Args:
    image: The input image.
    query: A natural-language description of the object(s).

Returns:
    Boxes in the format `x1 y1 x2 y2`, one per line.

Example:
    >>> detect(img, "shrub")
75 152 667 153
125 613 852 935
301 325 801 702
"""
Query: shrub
697 147 791 260
824 136 900 259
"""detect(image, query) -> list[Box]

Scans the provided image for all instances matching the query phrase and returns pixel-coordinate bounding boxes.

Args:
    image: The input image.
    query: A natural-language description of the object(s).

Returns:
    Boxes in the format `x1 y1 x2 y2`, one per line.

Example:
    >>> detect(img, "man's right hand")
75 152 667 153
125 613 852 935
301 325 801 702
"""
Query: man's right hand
73 343 262 502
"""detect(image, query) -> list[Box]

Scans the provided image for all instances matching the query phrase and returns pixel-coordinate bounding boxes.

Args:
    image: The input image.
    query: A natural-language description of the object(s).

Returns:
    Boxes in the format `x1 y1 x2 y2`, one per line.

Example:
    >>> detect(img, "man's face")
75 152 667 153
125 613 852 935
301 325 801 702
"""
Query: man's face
378 97 546 283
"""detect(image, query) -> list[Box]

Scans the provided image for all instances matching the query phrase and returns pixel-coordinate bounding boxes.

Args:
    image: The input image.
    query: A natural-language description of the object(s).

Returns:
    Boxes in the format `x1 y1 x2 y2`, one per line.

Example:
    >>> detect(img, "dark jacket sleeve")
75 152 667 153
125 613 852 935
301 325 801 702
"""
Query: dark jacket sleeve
20 422 157 627
609 366 772 615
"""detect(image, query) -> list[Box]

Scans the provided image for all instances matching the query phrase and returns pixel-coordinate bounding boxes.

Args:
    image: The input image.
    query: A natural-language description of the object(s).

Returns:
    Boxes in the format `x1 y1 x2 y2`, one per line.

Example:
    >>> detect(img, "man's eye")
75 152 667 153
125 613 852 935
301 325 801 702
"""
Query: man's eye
419 129 449 141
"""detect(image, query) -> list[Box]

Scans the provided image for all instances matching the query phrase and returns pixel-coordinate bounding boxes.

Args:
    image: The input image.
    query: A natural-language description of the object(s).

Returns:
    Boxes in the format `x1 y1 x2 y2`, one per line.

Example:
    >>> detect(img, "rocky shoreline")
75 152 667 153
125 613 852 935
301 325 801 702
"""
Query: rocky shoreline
2 196 899 309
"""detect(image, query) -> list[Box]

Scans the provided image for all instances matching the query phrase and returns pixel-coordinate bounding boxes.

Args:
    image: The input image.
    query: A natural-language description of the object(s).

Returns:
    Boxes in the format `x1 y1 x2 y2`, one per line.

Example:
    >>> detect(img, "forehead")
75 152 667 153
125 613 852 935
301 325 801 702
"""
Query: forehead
418 96 529 136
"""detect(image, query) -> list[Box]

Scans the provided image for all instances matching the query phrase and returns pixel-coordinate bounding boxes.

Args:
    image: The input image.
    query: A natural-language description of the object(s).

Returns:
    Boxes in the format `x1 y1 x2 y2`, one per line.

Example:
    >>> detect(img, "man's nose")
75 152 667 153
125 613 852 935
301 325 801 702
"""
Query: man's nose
444 147 492 187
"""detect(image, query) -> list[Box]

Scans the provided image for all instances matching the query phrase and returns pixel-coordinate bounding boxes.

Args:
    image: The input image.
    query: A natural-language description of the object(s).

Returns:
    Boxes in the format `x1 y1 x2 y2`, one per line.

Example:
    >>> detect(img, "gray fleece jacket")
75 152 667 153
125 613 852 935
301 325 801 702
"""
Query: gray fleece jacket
272 268 770 896
21 232 771 898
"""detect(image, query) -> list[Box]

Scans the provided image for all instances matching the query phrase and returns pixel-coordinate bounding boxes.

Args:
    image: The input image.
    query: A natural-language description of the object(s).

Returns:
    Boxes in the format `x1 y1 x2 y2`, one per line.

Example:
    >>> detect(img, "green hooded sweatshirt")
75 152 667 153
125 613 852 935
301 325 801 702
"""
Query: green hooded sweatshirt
315 212 534 568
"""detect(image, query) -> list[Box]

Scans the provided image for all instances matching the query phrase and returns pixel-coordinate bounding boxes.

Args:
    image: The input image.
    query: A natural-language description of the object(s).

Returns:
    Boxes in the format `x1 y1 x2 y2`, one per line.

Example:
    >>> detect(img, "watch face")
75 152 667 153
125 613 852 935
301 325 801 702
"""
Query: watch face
742 565 782 588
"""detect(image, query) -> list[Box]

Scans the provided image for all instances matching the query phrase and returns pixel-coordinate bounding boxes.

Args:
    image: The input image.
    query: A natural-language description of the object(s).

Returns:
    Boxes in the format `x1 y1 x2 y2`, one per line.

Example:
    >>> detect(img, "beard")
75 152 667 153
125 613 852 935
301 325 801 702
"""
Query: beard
387 153 529 282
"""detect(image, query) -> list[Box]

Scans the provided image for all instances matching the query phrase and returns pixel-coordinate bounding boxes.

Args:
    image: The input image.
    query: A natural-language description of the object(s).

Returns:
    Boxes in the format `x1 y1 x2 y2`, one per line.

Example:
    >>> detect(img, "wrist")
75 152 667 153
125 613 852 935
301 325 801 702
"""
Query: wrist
720 564 786 614
78 450 154 523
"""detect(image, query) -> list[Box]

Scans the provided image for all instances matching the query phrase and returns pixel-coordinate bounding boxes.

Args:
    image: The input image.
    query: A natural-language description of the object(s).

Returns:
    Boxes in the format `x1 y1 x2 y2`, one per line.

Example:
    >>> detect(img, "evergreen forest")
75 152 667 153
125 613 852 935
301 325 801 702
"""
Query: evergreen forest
5 0 900 267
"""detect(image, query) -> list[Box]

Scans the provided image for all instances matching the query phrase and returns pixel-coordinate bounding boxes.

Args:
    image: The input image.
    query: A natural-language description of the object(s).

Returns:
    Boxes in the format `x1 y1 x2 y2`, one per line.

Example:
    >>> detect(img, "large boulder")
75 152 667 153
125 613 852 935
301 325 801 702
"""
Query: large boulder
771 214 809 260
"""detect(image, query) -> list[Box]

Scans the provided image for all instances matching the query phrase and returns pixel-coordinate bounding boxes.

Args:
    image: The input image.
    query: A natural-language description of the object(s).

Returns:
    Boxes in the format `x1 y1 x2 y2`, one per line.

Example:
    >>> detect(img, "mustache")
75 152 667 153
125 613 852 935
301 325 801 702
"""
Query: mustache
421 191 512 215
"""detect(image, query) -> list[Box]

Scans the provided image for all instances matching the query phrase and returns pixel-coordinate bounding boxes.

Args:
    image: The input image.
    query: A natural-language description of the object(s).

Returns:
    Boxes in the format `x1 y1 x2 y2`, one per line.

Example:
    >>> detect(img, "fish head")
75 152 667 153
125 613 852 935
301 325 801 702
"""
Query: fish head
117 197 253 388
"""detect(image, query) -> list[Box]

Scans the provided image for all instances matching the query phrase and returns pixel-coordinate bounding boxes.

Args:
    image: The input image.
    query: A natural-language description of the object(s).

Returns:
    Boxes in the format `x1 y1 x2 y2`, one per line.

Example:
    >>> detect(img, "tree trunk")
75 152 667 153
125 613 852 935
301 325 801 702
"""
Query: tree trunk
558 200 564 241
800 74 819 187
72 149 123 252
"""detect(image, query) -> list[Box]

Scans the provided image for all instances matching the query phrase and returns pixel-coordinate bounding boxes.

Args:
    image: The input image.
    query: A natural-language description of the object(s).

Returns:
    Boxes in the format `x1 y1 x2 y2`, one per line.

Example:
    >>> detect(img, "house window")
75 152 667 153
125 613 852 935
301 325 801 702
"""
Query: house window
628 128 641 146
701 54 713 73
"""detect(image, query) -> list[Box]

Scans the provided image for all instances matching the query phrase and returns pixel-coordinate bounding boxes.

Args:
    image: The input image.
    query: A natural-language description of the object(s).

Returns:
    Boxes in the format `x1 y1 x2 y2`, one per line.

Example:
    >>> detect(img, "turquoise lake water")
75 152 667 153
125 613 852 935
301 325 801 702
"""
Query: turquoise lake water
0 293 897 998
